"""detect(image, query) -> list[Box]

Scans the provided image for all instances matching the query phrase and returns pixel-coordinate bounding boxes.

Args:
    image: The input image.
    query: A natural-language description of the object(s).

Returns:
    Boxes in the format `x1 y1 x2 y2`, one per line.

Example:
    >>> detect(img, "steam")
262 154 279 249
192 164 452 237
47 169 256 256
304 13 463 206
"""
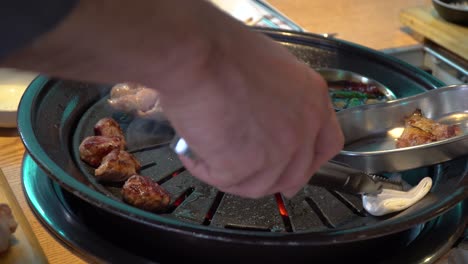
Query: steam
125 117 175 149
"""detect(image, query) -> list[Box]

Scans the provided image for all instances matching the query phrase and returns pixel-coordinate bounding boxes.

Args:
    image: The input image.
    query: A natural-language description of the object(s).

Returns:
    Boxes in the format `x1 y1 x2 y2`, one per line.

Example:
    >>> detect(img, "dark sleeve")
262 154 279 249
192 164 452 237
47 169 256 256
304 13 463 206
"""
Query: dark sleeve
0 0 78 59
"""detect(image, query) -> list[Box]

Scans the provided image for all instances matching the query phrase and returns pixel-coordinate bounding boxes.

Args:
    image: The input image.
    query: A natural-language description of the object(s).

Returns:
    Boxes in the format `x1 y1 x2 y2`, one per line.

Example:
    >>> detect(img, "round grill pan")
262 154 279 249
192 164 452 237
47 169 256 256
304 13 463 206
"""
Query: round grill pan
21 153 468 263
17 29 468 262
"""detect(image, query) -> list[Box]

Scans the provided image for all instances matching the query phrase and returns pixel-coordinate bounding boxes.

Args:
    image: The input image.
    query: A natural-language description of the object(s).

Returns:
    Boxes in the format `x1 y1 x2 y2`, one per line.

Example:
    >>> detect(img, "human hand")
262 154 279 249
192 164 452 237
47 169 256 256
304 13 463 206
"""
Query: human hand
159 16 344 199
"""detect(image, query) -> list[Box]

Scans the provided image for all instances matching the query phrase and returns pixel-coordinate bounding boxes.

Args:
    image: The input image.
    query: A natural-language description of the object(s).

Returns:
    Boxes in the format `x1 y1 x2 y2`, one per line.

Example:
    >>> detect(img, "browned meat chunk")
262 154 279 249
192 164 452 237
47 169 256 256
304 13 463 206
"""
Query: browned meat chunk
0 204 18 253
396 109 462 148
94 117 126 145
406 110 461 140
122 175 170 212
79 136 124 167
396 126 435 148
95 149 141 182
108 82 164 120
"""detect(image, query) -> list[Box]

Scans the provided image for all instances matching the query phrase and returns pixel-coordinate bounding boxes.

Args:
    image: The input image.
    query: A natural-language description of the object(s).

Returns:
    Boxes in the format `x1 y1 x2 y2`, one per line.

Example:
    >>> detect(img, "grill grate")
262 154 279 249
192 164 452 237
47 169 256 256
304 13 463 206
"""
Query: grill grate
72 96 436 234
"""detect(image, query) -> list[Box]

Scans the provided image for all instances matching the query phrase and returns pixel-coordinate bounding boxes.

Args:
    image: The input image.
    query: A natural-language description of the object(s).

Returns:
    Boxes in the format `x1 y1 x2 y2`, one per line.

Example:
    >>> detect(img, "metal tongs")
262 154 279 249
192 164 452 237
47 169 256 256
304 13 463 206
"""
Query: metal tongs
309 160 406 195
170 136 406 196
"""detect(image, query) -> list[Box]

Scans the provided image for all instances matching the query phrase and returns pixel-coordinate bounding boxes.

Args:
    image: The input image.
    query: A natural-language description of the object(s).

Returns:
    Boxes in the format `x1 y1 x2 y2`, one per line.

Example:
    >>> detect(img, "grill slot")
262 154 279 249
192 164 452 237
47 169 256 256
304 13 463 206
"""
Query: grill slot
159 170 219 224
274 194 294 232
303 186 362 228
139 162 157 171
161 171 201 203
165 187 195 214
157 167 186 185
202 191 225 226
128 141 171 154
305 197 336 228
284 191 327 231
328 190 367 217
132 147 183 182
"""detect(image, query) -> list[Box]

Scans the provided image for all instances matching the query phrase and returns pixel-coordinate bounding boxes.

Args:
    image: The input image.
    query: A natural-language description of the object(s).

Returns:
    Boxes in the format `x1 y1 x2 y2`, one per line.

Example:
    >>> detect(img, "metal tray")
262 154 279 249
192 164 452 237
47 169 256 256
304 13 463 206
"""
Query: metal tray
333 84 468 173
316 68 397 111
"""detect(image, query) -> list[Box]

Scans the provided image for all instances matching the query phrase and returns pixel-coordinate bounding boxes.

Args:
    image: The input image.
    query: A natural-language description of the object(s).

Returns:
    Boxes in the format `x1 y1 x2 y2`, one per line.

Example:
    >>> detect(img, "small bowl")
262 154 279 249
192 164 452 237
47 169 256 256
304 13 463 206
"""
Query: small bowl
316 68 397 111
433 0 468 25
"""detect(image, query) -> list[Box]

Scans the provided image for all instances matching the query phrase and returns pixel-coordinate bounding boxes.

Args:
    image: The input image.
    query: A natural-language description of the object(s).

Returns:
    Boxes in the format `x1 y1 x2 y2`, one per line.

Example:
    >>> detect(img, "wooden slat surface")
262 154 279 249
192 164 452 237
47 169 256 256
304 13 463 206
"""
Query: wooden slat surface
0 129 85 264
0 167 48 264
400 6 468 60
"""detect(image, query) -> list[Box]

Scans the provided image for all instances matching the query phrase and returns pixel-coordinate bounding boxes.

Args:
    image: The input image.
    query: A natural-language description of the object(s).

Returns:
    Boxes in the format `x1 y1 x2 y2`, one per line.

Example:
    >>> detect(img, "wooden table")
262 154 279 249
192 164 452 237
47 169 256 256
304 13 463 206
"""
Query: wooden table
0 128 85 264
0 1 441 263
400 6 468 61
268 0 432 50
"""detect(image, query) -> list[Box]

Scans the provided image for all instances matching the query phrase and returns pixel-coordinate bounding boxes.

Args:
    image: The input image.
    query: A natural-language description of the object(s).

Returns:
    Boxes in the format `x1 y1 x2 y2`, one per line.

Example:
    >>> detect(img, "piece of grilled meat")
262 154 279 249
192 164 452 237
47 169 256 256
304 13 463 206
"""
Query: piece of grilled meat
95 149 141 182
79 136 124 167
122 175 171 212
396 126 435 148
94 117 126 146
396 109 462 148
0 204 18 253
108 82 164 120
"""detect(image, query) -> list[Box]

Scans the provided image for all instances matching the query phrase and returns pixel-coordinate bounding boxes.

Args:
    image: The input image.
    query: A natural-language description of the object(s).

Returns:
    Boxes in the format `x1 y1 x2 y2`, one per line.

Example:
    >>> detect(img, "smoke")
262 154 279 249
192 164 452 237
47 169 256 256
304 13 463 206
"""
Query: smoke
124 116 175 149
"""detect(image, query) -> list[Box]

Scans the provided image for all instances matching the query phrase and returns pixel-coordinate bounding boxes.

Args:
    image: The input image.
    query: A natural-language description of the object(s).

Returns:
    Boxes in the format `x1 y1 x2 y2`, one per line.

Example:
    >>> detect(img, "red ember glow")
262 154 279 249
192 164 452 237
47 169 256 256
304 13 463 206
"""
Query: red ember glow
274 193 289 217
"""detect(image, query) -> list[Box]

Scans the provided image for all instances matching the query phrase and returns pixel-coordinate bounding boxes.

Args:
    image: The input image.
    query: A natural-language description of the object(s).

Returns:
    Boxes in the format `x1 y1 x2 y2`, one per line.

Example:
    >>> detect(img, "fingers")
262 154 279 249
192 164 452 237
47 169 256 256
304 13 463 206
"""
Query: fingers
213 113 339 199
212 149 289 198
178 154 210 182
178 139 289 198
270 113 318 198
275 69 337 198
273 142 315 198
309 106 344 175
216 167 283 198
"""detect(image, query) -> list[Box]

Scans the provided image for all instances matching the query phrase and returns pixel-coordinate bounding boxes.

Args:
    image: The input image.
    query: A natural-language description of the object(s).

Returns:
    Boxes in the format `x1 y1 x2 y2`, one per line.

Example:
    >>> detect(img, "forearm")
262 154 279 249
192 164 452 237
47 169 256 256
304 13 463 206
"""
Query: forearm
0 1 345 199
0 0 238 90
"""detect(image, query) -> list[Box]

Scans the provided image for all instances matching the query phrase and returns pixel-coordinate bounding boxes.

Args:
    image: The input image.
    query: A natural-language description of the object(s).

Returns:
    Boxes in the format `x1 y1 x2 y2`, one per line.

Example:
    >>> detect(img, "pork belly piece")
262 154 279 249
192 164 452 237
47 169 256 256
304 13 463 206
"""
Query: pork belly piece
0 204 18 253
108 82 164 120
405 109 461 140
122 175 170 212
405 110 432 131
94 117 126 145
95 149 141 182
396 126 435 148
431 124 462 141
396 109 462 148
79 136 124 167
